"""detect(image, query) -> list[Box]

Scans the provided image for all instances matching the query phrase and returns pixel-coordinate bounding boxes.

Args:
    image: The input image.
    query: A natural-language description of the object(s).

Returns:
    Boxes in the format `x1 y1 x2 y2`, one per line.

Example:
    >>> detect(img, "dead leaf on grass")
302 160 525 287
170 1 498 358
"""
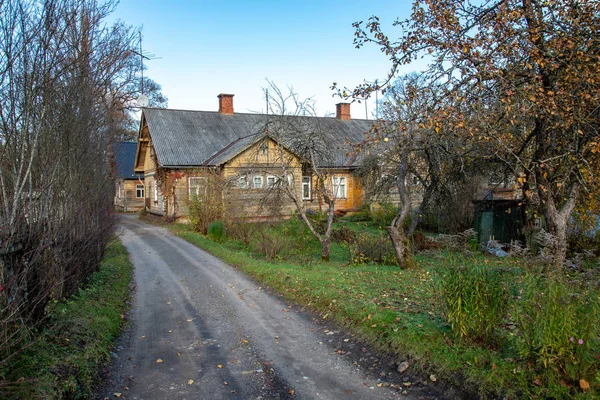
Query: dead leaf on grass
580 379 590 391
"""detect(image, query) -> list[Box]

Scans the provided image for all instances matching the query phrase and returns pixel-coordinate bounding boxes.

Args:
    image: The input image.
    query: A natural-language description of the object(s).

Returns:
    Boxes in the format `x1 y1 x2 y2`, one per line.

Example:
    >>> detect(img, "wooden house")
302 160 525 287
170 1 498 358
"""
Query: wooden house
133 94 372 220
113 141 145 212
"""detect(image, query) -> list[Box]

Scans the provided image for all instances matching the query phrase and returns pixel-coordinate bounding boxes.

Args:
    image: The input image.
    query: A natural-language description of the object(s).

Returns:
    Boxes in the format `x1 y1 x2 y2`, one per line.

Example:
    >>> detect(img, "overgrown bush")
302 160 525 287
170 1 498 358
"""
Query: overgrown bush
516 273 600 388
282 217 318 266
438 264 507 344
251 225 291 260
342 204 371 222
188 195 223 235
369 203 397 228
331 226 357 243
207 221 225 242
349 232 397 265
225 221 255 246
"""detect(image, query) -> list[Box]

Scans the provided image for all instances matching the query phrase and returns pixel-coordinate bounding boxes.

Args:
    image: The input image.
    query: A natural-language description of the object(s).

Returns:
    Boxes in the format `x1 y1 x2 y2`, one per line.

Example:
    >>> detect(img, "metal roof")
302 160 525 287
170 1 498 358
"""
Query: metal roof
113 141 144 180
142 108 373 168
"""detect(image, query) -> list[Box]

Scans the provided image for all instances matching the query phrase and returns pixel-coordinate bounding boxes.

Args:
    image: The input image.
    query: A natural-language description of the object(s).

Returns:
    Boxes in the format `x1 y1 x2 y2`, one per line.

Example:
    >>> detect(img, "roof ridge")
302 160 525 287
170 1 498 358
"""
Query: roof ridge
142 107 373 121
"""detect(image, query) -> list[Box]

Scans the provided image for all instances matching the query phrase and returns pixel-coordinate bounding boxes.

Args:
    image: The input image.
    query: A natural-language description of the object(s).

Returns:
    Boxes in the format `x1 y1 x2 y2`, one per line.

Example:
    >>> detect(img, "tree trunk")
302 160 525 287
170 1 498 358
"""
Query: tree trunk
387 225 414 269
321 236 331 261
541 183 579 267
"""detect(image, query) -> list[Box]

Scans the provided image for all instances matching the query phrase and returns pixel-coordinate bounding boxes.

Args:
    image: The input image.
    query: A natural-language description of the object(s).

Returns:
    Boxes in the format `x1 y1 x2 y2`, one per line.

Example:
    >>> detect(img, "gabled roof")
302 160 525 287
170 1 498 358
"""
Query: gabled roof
113 141 144 180
140 108 373 168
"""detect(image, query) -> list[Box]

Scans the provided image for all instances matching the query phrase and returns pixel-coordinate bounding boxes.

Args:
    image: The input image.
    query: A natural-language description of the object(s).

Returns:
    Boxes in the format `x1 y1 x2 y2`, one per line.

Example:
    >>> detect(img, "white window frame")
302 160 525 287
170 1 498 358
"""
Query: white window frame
116 182 122 199
332 176 347 198
135 184 144 199
239 175 249 189
267 175 277 189
302 176 311 200
153 180 158 203
188 177 207 198
253 175 263 189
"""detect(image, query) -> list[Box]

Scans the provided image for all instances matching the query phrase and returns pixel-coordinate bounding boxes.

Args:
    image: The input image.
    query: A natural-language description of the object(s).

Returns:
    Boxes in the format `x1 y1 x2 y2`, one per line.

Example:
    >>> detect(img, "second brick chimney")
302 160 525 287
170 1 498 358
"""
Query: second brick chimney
336 103 351 120
218 93 234 114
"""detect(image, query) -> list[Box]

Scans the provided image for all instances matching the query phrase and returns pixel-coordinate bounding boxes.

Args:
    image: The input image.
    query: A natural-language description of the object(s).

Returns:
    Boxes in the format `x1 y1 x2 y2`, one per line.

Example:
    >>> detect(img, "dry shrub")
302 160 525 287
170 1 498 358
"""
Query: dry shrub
252 226 291 260
349 233 397 266
331 226 357 243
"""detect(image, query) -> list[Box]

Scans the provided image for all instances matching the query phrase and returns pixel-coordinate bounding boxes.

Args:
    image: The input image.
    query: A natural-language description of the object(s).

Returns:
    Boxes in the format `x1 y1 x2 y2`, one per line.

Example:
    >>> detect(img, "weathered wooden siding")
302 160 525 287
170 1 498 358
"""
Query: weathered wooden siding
144 174 164 215
114 180 145 212
305 170 364 213
223 139 301 219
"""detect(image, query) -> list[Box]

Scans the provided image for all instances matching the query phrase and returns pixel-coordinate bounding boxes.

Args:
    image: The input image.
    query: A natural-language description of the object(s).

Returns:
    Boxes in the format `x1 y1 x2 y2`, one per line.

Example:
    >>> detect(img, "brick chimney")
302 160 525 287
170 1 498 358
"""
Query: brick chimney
336 103 351 120
218 93 234 114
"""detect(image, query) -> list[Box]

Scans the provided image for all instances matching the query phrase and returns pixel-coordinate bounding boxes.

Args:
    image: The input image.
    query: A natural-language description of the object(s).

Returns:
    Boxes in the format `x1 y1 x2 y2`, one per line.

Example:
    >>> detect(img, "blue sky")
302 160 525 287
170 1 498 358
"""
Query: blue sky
112 1 421 118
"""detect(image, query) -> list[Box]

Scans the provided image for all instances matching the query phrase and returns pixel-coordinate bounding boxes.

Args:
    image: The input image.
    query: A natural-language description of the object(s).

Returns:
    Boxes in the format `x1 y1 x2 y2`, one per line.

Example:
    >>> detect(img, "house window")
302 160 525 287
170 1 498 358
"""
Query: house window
189 177 207 198
267 175 277 189
136 184 144 199
332 176 347 198
253 175 263 189
302 176 311 200
239 176 249 189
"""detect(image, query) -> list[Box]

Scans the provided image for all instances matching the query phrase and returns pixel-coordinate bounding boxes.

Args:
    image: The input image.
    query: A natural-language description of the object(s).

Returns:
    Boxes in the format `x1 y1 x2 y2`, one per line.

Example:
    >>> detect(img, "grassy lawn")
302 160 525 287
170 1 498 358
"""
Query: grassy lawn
0 238 134 399
150 215 599 399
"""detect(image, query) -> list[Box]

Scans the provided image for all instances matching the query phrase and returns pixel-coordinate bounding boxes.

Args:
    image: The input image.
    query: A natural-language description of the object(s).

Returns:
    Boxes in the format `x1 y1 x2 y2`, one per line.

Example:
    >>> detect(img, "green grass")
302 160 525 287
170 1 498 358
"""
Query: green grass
0 239 134 399
152 216 600 399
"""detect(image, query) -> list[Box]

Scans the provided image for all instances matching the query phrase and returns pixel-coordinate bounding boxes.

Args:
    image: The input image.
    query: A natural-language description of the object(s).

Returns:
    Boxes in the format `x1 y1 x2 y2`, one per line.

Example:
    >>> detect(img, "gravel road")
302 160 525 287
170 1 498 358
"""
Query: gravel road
96 216 454 400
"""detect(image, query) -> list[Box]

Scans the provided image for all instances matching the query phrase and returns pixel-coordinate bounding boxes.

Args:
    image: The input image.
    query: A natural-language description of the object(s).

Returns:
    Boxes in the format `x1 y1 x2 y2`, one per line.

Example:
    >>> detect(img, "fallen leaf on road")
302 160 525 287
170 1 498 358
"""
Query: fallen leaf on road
282 308 287 312
167 302 171 305
343 338 349 342
114 393 121 398
289 389 295 395
187 319 193 322
156 359 163 363
176 352 182 357
188 379 194 385
140 336 146 339
217 364 223 369
168 330 173 333
242 339 248 343
241 370 253 375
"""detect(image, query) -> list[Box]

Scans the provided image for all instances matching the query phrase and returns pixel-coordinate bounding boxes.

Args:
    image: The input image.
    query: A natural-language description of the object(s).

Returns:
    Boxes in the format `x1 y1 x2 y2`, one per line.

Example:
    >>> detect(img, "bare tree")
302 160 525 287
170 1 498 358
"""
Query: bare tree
260 81 341 261
0 0 159 372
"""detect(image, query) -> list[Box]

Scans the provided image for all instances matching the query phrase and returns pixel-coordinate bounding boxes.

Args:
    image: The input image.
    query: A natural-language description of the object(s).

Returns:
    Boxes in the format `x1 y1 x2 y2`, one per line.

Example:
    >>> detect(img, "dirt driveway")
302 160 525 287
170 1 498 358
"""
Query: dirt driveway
96 216 455 399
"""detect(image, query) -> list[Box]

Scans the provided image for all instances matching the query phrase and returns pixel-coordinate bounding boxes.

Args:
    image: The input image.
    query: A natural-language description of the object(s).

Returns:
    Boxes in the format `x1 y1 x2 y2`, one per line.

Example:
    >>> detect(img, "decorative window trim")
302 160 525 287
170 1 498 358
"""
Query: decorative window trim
188 177 207 198
302 176 311 200
332 176 347 198
135 184 144 199
253 175 263 189
267 175 277 189
239 176 249 189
